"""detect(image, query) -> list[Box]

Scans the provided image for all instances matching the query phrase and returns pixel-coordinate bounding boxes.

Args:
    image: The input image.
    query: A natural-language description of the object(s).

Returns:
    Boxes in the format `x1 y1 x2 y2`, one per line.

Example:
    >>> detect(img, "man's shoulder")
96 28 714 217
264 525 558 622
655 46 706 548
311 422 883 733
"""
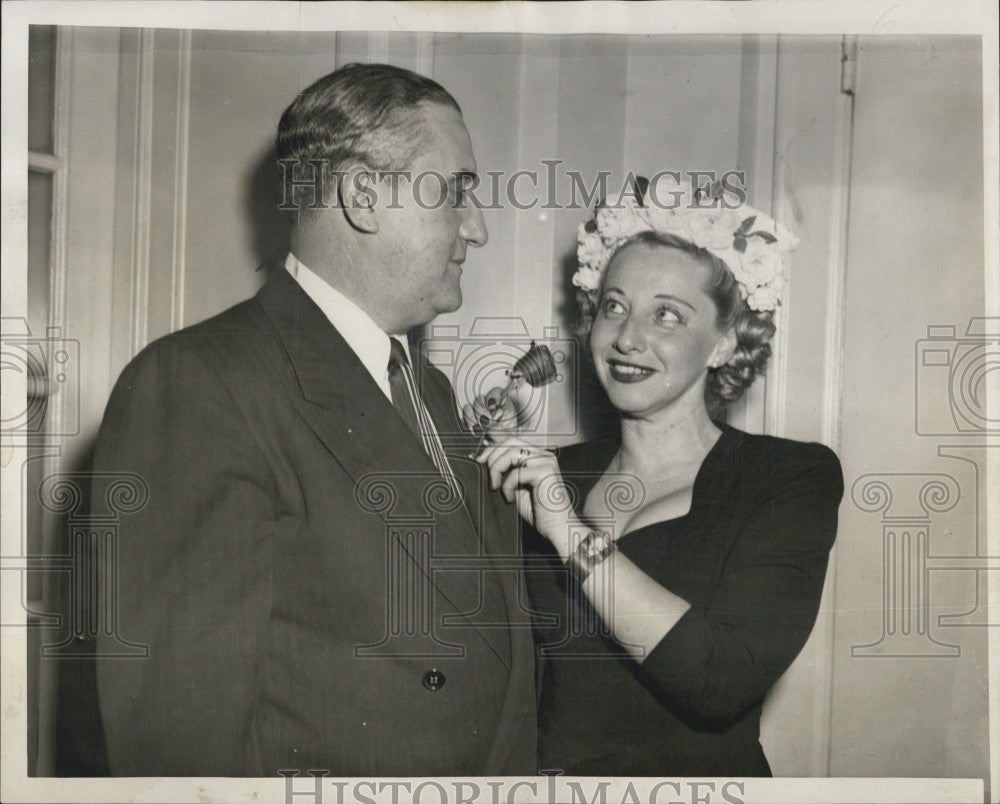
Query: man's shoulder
123 293 272 381
174 293 266 339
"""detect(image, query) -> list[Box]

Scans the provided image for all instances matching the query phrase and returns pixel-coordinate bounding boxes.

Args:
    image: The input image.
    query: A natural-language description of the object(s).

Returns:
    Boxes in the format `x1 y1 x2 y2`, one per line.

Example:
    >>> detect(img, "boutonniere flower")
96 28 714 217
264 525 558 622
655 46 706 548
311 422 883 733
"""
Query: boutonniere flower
468 342 558 454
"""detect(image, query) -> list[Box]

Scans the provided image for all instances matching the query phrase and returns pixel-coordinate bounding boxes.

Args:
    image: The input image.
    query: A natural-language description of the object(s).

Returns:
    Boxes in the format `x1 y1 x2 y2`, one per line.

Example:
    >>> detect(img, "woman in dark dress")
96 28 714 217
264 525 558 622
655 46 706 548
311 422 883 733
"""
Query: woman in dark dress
476 176 843 776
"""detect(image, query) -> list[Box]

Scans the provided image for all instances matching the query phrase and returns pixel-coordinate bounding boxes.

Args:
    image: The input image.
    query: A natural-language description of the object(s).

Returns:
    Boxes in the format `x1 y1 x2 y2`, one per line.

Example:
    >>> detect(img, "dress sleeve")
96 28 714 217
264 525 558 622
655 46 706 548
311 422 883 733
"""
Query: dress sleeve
638 441 843 723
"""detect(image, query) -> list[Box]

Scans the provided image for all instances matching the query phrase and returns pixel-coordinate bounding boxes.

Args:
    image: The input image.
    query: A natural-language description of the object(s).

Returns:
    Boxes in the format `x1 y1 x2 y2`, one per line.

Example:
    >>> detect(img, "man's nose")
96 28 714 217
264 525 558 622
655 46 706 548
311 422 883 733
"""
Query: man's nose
460 204 488 247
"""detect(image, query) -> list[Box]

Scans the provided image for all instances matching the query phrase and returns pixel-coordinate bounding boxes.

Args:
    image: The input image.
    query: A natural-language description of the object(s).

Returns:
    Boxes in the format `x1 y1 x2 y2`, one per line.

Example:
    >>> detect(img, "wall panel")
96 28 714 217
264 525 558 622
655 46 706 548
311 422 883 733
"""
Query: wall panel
830 36 987 781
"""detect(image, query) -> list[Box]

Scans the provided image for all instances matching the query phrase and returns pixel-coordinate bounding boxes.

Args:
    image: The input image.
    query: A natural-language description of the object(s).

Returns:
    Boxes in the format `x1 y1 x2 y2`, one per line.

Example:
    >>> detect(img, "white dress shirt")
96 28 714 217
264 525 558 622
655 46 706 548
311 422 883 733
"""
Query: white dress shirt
285 253 460 494
284 252 411 401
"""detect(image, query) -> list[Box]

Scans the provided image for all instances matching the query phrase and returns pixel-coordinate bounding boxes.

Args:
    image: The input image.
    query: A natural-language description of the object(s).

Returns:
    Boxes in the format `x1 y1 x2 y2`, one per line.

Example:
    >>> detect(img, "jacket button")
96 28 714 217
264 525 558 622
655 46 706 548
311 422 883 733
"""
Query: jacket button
422 669 445 691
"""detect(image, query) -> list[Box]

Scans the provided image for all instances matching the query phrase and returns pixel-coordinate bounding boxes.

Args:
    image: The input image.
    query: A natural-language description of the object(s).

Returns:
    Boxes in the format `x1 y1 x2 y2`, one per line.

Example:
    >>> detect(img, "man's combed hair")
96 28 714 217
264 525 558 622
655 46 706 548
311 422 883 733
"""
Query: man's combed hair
576 230 776 420
276 62 461 173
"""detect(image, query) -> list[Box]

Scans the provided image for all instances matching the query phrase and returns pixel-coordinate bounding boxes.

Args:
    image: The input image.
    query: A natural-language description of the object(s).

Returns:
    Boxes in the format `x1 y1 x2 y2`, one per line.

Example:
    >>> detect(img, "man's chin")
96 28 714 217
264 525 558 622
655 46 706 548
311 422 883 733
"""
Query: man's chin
437 290 463 315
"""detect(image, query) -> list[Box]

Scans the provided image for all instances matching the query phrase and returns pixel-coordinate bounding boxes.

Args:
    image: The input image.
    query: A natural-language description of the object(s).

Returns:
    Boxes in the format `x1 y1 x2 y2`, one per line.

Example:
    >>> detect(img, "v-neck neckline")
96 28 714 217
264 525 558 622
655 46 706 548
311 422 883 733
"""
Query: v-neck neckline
571 423 738 541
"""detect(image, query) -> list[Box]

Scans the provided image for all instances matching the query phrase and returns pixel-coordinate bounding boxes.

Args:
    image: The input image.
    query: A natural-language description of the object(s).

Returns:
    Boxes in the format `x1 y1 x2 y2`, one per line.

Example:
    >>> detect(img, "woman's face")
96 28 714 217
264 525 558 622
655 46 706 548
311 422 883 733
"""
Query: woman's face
589 243 735 421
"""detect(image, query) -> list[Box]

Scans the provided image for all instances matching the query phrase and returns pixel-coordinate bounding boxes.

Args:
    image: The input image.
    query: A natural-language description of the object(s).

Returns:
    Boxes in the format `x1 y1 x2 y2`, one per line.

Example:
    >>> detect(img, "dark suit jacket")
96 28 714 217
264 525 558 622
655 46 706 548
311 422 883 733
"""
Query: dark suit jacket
93 266 537 776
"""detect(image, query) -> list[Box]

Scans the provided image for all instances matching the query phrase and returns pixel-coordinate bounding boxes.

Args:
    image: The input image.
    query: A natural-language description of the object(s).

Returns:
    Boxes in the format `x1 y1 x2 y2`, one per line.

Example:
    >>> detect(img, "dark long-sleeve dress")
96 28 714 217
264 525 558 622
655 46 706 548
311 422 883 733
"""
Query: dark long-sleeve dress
523 423 843 776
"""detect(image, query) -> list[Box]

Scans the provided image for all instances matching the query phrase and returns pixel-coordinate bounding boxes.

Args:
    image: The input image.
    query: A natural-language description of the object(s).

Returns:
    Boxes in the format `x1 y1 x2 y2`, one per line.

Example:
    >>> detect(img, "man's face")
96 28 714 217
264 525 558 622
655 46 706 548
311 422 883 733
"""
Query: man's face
375 102 488 333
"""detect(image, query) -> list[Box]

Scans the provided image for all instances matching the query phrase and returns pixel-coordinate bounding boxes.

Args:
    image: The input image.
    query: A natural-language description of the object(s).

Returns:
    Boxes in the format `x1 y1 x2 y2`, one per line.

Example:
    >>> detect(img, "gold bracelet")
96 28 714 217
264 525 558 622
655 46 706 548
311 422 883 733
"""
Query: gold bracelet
565 529 615 585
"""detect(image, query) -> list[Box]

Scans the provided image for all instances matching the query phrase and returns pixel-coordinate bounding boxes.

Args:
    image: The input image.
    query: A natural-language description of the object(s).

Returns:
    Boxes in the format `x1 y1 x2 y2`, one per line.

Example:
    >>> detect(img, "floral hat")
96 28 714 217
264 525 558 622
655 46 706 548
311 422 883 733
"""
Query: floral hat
573 175 799 313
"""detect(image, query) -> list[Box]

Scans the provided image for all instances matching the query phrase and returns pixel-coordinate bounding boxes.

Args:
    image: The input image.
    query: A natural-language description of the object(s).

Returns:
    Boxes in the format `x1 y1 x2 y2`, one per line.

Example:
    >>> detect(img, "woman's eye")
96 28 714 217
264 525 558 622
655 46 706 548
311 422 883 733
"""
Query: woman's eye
602 298 626 316
655 307 683 325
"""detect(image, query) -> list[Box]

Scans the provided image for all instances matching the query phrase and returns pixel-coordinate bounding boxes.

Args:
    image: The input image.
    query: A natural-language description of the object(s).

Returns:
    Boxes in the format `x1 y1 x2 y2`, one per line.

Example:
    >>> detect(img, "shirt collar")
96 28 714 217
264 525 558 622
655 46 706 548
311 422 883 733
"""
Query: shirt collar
284 252 410 399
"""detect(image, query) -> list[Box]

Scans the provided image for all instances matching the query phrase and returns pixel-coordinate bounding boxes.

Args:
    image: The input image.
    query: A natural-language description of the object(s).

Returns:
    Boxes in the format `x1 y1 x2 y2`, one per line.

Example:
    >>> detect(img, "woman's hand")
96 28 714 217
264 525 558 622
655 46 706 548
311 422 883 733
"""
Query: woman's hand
462 386 519 438
475 436 578 554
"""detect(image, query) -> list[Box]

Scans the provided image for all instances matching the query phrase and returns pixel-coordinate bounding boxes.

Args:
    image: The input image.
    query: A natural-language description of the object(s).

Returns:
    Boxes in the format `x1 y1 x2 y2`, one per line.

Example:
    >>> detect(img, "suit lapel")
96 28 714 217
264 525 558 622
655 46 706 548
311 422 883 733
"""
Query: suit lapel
255 268 512 664
256 267 438 486
418 359 523 659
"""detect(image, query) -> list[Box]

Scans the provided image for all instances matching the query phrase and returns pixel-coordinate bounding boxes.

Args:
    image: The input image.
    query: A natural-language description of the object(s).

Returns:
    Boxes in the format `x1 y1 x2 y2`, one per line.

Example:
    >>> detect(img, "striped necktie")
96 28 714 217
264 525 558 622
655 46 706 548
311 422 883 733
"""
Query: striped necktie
387 337 461 497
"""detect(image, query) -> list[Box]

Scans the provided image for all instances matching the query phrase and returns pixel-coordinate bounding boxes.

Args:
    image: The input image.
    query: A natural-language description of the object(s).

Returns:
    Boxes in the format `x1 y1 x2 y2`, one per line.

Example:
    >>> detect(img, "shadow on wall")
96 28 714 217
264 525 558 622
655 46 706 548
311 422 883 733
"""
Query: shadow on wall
244 142 292 275
555 247 619 442
50 438 110 777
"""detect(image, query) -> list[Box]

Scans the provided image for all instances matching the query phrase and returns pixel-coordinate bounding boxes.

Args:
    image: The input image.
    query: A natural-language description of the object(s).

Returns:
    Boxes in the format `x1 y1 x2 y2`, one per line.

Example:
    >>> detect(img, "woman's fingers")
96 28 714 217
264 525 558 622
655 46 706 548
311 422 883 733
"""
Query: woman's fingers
471 394 494 426
500 459 546 502
485 386 519 432
476 437 522 466
501 451 560 500
477 441 570 540
461 402 480 432
488 445 531 491
486 403 518 434
465 389 521 449
512 488 534 525
477 440 527 489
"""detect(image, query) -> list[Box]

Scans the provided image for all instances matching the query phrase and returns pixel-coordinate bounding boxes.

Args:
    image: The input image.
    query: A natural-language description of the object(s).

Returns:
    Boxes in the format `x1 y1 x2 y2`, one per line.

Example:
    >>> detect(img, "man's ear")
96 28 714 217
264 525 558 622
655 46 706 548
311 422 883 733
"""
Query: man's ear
339 164 379 234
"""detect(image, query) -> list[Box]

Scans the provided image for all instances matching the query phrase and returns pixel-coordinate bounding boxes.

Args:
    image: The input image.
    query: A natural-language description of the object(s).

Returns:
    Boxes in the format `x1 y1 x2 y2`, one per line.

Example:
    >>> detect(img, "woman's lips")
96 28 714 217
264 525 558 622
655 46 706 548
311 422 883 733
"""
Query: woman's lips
606 360 655 384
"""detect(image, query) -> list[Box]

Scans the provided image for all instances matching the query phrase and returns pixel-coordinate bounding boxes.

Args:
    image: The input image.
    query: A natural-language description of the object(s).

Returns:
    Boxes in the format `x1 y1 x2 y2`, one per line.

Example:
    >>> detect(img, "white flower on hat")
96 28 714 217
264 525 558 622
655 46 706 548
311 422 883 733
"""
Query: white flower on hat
643 201 683 235
746 284 781 312
577 227 608 271
740 236 785 287
771 218 801 254
573 266 603 293
572 174 798 313
596 202 646 243
683 208 742 253
573 174 799 311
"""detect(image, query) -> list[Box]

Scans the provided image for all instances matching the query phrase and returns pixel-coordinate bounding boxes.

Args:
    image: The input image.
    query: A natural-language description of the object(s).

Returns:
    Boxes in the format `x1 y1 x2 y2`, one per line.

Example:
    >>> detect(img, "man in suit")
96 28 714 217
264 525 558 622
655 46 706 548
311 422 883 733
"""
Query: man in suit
93 63 537 777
